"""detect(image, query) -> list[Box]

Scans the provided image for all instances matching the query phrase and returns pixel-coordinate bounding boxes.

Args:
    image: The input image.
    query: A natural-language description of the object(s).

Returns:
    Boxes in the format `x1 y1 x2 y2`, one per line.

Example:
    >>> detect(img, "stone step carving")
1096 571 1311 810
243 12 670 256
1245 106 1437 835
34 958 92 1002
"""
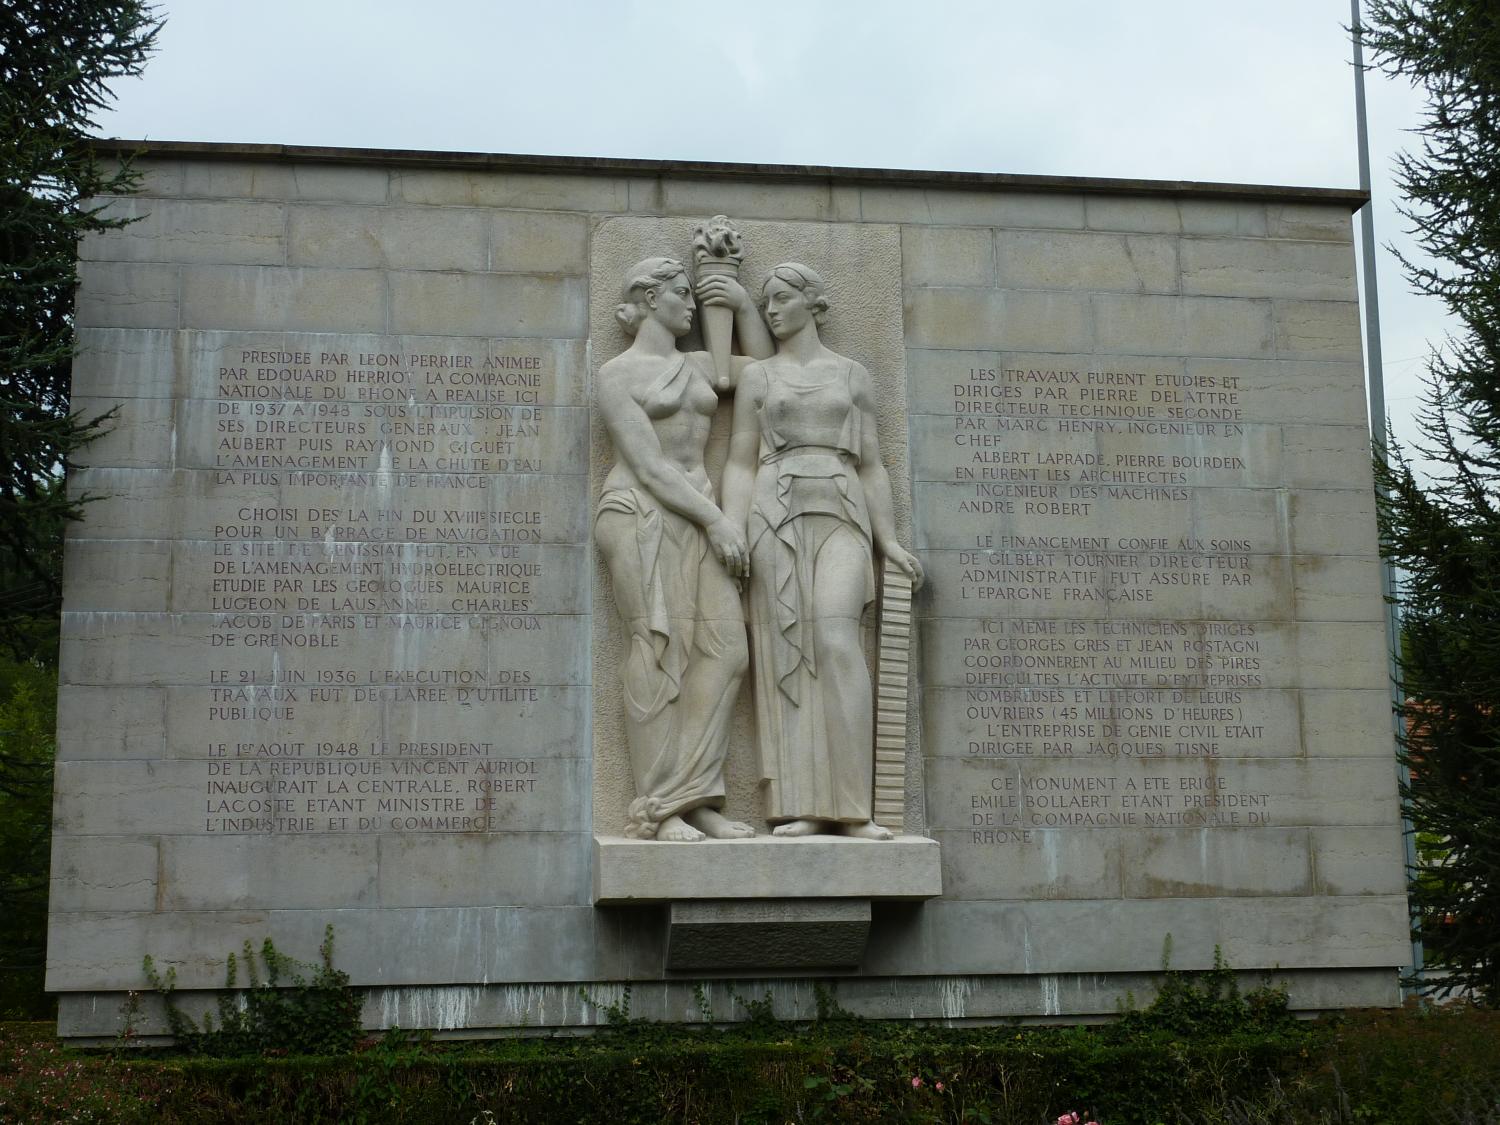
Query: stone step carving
874 558 914 832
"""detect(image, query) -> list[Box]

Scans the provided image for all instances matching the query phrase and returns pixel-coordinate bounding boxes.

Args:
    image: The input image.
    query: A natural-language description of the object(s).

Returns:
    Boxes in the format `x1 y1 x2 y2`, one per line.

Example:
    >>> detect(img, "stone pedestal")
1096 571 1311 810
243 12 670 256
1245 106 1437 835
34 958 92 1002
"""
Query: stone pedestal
666 899 871 971
597 836 940 971
592 835 943 904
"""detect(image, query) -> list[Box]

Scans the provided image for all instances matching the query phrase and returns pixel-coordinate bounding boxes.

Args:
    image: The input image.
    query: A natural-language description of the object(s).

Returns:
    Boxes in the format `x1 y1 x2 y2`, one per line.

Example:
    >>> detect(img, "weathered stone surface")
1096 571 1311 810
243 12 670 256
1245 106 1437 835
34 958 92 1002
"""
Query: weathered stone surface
58 964 1400 1039
179 162 390 204
1121 827 1314 897
159 835 379 910
377 832 590 908
1272 299 1363 361
902 226 995 287
1085 196 1182 234
47 905 602 991
862 896 1411 975
1180 237 1356 300
905 288 1094 352
286 205 487 271
68 395 174 469
666 899 872 970
1001 229 1178 293
49 837 158 912
593 837 943 904
180 265 386 333
934 828 1122 900
488 210 589 274
388 272 586 337
1266 204 1355 242
861 187 1086 229
54 685 166 761
660 178 843 223
75 261 180 328
80 198 287 265
391 169 628 211
1312 826 1408 896
1178 200 1268 238
1092 292 1274 357
61 538 171 611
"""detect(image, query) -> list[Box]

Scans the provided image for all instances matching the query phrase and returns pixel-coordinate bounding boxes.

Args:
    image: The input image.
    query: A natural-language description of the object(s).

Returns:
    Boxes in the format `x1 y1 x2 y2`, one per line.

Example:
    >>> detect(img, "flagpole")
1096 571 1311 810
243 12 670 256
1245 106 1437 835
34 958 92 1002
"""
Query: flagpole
1350 0 1423 995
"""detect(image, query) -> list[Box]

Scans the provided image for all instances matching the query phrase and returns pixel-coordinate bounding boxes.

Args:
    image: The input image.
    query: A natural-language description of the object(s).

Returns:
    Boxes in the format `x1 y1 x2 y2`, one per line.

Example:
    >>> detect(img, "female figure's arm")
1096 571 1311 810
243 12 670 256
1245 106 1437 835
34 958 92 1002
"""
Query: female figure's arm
851 362 924 588
720 362 765 543
694 275 775 389
597 366 746 574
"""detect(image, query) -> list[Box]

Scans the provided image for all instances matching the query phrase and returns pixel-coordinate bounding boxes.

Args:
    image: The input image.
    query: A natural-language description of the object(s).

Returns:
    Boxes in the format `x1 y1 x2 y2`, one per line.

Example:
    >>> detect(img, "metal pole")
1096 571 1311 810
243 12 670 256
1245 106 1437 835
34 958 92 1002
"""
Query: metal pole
1350 0 1424 994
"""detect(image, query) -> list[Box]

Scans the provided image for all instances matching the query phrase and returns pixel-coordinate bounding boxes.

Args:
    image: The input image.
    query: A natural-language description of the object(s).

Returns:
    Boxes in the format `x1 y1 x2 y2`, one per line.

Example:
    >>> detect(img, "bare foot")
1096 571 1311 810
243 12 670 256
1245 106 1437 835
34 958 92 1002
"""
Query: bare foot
657 814 705 842
771 818 826 837
841 820 894 841
684 807 756 839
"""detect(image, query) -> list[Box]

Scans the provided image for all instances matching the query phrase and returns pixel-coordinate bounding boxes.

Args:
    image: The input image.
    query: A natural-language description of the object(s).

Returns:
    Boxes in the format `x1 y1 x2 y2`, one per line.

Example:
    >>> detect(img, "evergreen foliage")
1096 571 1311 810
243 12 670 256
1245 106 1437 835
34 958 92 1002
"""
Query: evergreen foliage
0 0 159 654
1364 0 1500 1002
0 655 56 1017
0 0 160 1019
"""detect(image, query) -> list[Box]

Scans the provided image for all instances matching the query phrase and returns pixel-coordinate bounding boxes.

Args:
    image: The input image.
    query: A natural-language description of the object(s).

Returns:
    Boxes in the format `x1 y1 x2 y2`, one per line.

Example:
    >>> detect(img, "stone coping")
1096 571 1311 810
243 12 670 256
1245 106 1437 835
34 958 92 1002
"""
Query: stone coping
593 835 943 905
87 138 1368 208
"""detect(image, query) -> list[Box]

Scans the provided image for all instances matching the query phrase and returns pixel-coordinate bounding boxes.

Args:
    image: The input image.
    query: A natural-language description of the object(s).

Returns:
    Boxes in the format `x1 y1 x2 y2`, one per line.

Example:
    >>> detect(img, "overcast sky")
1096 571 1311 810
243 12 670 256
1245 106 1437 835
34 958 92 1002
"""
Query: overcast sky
96 0 1451 454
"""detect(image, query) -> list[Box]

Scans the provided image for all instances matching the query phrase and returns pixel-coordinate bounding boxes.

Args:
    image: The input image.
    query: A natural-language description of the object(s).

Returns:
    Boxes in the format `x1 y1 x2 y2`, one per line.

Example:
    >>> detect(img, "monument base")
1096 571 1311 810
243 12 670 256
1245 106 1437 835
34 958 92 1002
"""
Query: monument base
666 899 871 970
55 968 1402 1042
592 835 943 905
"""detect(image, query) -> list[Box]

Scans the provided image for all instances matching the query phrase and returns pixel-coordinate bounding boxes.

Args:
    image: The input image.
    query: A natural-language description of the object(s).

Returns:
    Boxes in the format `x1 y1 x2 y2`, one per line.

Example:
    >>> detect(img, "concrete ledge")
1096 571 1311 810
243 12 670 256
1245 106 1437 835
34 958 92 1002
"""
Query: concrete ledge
88 140 1368 208
592 834 942 905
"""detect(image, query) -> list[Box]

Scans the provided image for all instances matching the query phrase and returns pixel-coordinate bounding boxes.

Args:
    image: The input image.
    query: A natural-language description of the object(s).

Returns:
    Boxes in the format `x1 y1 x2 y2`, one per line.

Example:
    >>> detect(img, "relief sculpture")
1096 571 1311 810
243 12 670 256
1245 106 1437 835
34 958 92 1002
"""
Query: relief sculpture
597 222 921 842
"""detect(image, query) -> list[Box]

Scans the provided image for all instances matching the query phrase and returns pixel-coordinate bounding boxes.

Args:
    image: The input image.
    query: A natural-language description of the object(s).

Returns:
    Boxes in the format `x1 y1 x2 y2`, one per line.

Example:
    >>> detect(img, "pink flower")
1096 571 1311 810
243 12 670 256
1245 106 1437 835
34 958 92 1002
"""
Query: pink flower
1058 1115 1081 1125
912 1076 923 1088
935 1081 945 1092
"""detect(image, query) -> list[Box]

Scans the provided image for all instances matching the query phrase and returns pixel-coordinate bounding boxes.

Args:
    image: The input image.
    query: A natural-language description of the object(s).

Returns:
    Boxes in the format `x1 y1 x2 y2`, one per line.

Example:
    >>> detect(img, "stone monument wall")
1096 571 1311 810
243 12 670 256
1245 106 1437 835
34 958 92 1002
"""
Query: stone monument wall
48 145 1408 1037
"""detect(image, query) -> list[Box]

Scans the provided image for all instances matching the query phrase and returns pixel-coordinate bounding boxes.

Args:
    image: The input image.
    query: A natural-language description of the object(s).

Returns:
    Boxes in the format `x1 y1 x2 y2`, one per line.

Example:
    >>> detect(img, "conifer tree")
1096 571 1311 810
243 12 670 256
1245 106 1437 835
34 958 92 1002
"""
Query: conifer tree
0 0 158 1014
1365 0 1500 1002
0 0 159 656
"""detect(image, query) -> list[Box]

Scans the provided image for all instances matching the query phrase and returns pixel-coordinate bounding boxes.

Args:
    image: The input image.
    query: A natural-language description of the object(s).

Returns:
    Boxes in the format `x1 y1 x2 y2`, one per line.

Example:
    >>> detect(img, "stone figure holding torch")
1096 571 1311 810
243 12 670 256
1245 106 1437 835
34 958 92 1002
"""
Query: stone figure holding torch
693 215 744 391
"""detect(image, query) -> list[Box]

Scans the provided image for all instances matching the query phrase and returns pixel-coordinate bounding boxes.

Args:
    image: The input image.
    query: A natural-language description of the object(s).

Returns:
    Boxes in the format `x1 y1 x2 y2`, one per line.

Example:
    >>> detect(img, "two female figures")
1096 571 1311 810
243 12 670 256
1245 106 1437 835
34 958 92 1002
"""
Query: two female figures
596 255 921 842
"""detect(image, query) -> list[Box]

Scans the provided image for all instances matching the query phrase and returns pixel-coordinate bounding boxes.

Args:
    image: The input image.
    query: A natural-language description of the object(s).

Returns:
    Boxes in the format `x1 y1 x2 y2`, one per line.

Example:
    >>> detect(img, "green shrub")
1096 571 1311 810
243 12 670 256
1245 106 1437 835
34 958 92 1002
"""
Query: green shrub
143 925 360 1057
5 1005 1498 1124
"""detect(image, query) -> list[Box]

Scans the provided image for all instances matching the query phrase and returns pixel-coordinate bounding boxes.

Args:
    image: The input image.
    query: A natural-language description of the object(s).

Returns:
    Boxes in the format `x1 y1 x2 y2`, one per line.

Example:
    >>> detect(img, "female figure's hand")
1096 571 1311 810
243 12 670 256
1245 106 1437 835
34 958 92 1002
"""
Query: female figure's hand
880 541 924 590
708 516 749 579
695 274 750 312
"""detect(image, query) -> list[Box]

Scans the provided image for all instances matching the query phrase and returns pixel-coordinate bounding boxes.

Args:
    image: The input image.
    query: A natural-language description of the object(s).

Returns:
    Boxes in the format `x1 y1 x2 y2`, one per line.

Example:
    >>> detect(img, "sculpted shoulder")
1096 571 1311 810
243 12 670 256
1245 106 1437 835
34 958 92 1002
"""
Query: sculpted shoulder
738 359 770 404
847 359 876 405
596 353 648 412
597 348 657 386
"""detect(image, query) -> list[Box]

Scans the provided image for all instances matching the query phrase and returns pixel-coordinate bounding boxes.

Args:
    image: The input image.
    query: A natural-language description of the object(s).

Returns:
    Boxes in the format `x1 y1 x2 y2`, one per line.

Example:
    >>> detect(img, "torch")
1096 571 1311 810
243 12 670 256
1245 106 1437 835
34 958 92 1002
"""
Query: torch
692 215 743 390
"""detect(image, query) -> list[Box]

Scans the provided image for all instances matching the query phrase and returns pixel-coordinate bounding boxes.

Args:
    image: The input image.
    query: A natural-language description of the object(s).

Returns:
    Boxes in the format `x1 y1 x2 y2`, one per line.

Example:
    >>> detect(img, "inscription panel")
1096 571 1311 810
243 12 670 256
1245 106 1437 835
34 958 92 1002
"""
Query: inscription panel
910 344 1386 891
63 333 590 848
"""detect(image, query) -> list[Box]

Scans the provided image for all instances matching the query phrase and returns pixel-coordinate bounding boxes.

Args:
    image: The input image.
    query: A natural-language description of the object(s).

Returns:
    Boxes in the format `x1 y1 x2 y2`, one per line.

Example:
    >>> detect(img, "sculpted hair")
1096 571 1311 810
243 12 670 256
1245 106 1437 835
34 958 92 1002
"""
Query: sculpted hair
761 262 830 324
616 257 689 335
